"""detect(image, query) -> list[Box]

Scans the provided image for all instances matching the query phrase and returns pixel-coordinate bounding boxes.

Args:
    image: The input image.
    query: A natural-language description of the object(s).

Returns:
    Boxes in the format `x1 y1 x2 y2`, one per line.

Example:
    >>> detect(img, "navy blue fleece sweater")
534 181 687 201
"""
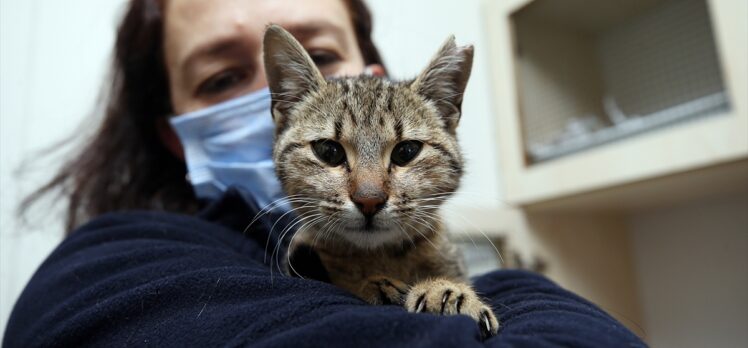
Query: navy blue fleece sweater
4 189 645 347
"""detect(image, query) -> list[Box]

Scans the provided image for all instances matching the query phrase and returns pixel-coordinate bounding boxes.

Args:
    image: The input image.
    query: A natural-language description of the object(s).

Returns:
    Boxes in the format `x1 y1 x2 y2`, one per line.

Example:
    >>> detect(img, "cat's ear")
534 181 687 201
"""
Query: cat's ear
411 36 474 132
263 24 326 127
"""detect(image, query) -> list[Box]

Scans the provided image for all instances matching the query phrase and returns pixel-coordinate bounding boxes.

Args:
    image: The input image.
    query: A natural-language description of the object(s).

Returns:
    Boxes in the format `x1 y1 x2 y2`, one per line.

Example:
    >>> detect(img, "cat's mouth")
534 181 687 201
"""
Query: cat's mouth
363 216 378 231
361 223 383 232
328 210 409 248
346 216 389 234
342 223 401 249
346 218 383 233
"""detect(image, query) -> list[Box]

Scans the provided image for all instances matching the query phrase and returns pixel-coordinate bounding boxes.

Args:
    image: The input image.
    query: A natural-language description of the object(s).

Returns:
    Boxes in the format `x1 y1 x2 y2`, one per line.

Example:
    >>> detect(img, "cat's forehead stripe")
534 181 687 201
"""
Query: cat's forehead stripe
394 118 403 141
341 80 350 94
347 101 357 126
385 88 394 113
298 78 455 147
334 118 343 140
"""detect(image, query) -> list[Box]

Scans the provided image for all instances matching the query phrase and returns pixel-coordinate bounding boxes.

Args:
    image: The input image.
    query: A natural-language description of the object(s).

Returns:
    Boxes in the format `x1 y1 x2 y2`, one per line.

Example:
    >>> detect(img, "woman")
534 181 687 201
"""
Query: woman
20 0 386 232
5 0 645 347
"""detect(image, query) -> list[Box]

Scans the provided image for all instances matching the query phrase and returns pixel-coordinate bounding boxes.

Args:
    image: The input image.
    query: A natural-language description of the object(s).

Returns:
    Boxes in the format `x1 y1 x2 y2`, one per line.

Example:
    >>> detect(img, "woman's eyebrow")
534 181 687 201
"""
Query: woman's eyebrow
181 36 251 77
285 21 349 49
180 21 347 79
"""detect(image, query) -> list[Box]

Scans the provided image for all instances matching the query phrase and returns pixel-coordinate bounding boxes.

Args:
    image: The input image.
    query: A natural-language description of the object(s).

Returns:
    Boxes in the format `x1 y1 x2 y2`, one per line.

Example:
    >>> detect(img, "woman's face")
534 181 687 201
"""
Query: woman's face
164 0 377 114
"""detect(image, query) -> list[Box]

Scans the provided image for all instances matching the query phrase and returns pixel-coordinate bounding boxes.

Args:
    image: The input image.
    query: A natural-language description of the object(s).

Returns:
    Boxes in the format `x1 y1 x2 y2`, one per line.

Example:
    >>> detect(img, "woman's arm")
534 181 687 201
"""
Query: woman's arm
3 210 644 347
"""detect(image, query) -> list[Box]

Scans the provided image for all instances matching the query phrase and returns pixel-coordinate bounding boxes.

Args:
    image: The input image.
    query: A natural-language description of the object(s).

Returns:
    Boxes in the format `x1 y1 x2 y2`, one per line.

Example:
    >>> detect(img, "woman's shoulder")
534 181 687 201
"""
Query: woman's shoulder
59 209 251 259
61 186 280 261
74 209 233 239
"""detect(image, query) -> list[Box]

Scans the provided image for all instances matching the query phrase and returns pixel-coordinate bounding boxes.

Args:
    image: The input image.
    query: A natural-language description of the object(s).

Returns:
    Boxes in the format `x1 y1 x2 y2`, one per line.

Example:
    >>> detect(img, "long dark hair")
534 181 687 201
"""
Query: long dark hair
20 0 386 233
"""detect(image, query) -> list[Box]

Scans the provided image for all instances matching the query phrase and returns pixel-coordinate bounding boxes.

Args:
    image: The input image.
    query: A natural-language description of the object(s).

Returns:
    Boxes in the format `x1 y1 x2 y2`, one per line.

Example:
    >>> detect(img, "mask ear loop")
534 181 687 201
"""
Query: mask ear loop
362 64 385 77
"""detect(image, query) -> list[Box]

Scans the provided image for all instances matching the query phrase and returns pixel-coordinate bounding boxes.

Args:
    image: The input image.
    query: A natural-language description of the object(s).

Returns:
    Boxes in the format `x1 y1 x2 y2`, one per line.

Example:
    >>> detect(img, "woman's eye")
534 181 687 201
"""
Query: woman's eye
197 69 248 96
391 140 423 166
311 139 346 167
308 50 340 67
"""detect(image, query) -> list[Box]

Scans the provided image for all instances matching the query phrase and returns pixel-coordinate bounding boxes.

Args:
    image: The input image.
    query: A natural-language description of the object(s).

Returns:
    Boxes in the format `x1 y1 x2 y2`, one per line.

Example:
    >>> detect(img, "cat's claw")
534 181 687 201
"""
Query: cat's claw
480 310 495 338
406 278 499 338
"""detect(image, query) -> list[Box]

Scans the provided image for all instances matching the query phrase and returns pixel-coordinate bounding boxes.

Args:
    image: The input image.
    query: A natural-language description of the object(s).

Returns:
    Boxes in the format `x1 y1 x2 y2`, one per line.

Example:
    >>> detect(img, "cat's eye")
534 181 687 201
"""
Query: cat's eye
391 141 423 166
312 139 346 167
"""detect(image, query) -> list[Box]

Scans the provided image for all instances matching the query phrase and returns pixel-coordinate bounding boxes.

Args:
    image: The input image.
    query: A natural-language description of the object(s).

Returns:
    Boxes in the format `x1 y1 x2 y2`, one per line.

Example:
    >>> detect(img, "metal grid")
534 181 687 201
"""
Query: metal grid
516 0 730 162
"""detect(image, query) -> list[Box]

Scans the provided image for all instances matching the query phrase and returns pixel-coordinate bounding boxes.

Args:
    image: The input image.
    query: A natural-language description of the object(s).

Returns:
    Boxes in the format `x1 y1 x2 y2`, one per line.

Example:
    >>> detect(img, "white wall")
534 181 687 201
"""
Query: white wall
0 0 128 338
630 194 748 348
0 0 504 337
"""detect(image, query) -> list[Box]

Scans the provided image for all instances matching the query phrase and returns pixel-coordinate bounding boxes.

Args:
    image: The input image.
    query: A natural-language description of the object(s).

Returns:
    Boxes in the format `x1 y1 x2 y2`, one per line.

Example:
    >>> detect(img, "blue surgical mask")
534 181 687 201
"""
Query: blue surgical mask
169 88 289 212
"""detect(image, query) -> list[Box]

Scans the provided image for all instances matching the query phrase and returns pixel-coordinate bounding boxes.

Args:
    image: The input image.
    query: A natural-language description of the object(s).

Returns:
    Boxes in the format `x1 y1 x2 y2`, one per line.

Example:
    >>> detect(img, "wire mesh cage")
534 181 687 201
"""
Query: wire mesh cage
511 0 731 163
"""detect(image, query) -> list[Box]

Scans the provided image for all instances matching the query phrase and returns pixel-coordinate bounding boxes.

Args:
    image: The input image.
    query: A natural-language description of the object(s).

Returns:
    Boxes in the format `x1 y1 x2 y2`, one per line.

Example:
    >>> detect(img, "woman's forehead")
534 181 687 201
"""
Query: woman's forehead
164 0 354 70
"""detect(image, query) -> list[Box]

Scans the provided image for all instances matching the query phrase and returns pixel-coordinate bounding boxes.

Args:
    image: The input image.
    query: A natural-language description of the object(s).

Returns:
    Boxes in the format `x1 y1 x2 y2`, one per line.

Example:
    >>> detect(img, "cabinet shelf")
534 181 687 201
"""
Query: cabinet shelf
484 0 748 209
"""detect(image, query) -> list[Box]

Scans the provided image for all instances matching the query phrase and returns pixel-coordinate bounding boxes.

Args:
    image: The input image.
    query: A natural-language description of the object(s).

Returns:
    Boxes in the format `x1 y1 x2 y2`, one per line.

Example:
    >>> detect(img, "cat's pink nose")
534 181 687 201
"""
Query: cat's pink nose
351 189 388 218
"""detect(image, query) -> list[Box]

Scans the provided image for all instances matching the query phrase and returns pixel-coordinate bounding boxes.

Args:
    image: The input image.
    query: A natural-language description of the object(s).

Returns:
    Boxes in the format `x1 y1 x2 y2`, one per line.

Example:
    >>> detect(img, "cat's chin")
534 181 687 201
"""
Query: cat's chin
340 227 403 250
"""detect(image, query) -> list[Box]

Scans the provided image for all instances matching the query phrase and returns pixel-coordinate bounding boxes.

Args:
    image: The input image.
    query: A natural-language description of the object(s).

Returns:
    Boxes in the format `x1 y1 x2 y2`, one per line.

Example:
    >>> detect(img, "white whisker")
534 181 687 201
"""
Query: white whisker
415 205 504 264
285 214 327 278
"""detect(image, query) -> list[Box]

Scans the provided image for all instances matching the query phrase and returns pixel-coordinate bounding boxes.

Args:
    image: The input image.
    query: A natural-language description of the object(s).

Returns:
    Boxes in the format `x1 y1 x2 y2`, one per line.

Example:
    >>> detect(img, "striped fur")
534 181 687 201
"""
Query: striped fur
263 25 498 336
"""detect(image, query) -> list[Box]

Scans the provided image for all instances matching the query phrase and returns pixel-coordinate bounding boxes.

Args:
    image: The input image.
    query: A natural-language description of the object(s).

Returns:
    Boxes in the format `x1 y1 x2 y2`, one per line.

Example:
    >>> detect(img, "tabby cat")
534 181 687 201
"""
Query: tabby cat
263 25 498 337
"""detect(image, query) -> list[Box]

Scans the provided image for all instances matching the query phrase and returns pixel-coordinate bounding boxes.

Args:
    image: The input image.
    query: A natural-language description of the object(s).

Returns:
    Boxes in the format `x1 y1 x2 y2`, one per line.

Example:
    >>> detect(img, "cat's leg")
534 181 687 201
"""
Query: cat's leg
358 276 410 305
405 278 499 338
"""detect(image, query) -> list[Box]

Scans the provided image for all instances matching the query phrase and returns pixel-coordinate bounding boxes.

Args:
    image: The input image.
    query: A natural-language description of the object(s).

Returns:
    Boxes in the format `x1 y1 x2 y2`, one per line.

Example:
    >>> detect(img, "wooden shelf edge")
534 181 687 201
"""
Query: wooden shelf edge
520 157 748 214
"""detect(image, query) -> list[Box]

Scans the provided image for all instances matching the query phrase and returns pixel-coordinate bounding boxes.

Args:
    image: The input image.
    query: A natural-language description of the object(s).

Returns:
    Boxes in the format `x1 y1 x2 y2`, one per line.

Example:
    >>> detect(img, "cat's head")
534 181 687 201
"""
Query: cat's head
263 25 473 249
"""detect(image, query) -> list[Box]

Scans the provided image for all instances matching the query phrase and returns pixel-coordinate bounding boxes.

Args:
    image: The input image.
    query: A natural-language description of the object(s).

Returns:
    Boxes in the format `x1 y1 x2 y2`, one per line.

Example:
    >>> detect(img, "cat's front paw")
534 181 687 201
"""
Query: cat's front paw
360 276 410 305
405 278 499 338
